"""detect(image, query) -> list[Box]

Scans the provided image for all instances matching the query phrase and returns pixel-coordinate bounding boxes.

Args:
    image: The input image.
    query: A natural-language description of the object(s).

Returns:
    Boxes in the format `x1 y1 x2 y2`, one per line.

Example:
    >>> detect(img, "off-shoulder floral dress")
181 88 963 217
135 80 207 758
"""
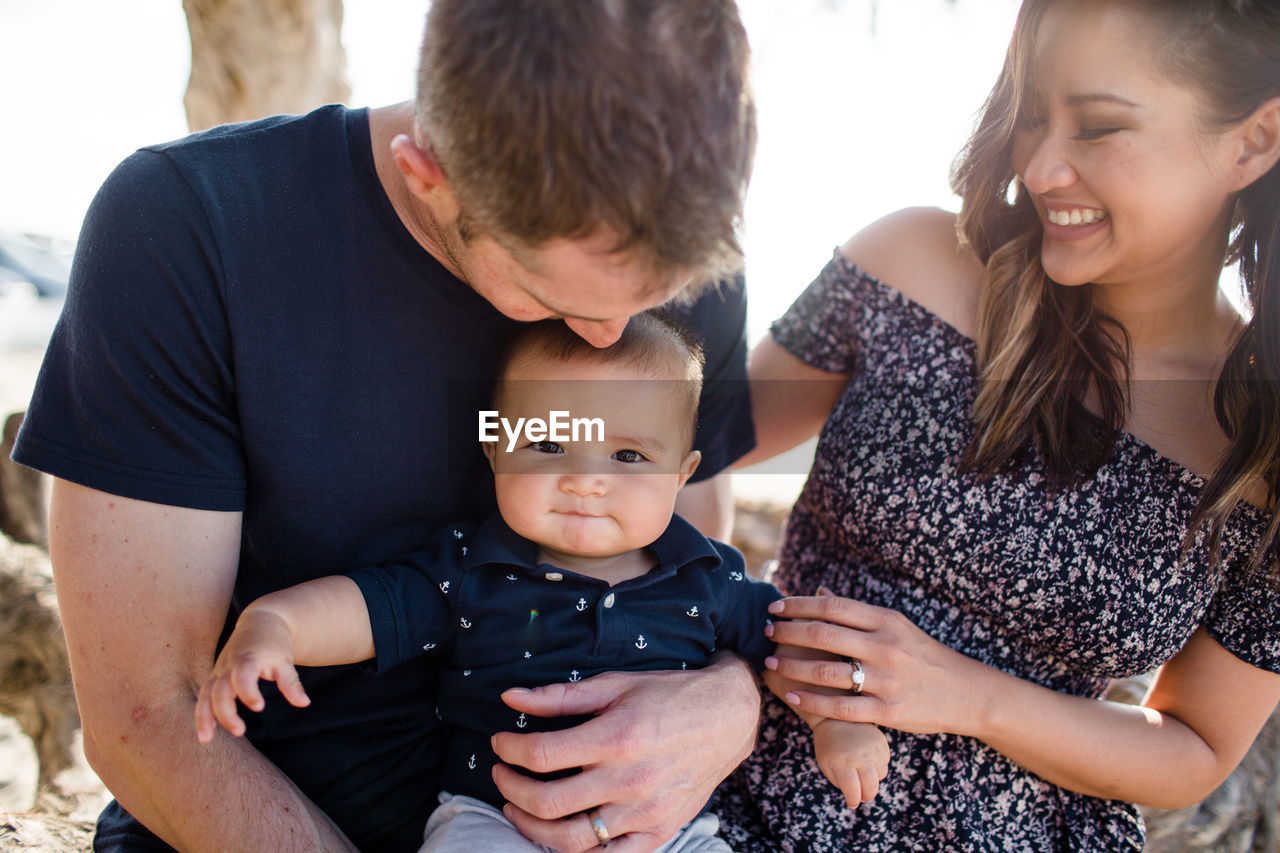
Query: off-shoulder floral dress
714 253 1279 852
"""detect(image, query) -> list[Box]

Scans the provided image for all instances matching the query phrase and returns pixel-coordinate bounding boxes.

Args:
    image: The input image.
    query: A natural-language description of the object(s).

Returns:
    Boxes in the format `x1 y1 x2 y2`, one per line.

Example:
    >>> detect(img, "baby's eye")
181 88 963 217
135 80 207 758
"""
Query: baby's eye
534 441 563 454
612 449 646 463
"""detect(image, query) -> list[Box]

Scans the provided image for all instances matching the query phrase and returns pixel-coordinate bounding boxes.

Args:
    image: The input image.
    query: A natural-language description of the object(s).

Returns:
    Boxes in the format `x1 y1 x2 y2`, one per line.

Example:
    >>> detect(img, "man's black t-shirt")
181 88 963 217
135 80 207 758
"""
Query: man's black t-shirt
14 105 754 851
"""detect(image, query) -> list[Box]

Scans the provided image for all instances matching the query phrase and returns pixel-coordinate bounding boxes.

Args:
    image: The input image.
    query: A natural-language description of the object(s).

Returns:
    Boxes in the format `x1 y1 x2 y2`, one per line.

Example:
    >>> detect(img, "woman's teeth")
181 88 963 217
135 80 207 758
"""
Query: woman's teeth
1047 208 1106 226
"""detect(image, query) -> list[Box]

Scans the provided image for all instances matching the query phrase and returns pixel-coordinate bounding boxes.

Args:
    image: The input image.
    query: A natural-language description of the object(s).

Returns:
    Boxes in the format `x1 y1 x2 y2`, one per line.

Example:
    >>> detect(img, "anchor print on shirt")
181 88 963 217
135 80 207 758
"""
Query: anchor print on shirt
635 635 648 650
569 669 581 682
460 617 472 629
506 574 518 581
467 754 476 770
453 529 464 540
686 606 699 617
576 597 588 612
517 713 528 729
439 580 450 594
729 571 744 582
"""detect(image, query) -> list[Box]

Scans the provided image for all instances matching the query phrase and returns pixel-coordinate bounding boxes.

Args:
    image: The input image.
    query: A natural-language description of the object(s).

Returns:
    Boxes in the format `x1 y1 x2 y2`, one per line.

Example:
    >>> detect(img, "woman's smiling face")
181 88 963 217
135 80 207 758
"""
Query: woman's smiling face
1010 0 1239 294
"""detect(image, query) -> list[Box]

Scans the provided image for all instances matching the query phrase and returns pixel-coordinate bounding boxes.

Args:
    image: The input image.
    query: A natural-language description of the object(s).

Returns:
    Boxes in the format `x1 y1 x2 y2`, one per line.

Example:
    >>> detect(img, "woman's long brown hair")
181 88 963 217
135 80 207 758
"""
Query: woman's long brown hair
951 0 1280 573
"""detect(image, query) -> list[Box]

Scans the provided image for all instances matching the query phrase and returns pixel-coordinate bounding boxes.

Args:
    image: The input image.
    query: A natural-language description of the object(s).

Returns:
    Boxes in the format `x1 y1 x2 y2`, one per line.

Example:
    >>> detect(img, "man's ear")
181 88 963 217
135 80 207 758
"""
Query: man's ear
390 121 449 197
677 449 702 487
1230 95 1280 192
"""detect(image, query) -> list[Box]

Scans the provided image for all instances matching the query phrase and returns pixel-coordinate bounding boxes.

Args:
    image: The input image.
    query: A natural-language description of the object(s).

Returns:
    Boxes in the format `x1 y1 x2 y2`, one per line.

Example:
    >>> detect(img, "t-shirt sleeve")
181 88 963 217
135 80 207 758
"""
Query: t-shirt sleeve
709 541 784 671
669 274 754 480
1203 523 1280 673
344 524 470 673
12 148 246 510
768 252 876 376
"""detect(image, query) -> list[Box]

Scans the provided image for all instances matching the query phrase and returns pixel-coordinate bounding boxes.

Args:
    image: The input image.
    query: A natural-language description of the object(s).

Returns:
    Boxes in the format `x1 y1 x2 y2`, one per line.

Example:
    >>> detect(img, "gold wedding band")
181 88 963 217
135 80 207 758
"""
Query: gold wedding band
587 807 611 846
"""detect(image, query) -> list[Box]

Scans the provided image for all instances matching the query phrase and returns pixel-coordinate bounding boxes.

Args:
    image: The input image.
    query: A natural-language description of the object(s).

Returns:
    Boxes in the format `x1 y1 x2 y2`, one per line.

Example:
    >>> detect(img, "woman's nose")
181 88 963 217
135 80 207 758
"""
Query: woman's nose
1018 131 1077 196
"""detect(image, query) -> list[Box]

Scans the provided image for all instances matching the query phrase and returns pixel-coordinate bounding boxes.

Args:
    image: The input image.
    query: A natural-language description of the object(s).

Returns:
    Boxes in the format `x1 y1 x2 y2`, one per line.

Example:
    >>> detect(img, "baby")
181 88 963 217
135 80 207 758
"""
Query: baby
195 312 886 852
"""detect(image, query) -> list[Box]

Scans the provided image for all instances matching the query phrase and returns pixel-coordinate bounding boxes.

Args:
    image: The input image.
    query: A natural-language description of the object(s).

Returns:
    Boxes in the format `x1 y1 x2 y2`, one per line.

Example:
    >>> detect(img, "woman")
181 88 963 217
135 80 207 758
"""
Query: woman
719 0 1280 849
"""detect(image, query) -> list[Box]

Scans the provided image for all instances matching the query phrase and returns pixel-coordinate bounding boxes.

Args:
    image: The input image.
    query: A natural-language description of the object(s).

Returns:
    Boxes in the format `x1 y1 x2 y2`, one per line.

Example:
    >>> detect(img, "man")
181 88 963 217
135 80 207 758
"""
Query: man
14 1 760 851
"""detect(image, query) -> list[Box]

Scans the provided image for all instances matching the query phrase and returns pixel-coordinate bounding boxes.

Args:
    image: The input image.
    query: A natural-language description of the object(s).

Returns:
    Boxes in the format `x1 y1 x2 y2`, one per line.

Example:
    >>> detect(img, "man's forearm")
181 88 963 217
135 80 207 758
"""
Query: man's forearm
84 697 356 852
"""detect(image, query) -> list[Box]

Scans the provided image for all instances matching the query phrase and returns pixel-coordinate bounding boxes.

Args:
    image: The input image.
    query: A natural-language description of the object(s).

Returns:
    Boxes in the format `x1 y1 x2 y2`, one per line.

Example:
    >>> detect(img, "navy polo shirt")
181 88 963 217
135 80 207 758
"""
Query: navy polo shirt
347 513 782 807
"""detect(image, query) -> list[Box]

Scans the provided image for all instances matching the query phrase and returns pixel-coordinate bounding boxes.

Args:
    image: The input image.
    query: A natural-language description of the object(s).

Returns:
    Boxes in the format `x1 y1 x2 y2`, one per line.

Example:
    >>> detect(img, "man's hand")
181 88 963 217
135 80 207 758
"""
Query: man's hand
489 654 760 853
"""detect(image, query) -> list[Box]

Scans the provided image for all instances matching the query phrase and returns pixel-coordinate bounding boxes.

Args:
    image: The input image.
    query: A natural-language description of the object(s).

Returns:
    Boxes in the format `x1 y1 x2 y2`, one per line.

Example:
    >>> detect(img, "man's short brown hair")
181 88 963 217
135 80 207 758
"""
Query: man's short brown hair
416 0 756 283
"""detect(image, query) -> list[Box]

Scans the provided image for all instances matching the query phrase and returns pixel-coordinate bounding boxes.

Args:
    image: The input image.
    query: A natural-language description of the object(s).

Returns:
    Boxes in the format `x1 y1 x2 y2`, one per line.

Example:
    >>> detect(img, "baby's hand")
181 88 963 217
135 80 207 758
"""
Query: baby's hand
811 719 889 808
194 608 311 743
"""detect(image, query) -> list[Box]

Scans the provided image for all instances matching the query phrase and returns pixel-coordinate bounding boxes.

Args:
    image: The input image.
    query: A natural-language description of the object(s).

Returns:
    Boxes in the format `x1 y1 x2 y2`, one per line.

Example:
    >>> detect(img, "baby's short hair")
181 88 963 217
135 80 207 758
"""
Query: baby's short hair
496 310 705 443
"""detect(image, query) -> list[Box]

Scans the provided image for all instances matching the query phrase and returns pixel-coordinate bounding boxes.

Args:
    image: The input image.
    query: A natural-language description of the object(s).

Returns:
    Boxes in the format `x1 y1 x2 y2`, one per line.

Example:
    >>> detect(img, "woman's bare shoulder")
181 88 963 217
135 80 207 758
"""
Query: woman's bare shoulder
838 207 985 339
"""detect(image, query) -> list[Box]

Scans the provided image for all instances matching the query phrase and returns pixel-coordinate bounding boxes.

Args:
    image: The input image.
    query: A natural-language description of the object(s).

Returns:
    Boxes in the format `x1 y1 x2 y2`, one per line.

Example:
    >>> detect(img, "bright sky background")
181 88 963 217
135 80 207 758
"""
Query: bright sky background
0 0 1022 341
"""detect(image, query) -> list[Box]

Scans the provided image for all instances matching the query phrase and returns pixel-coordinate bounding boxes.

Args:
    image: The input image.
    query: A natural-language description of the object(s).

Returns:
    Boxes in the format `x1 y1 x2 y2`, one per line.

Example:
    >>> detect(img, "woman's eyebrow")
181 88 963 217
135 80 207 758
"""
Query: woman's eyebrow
1064 92 1142 109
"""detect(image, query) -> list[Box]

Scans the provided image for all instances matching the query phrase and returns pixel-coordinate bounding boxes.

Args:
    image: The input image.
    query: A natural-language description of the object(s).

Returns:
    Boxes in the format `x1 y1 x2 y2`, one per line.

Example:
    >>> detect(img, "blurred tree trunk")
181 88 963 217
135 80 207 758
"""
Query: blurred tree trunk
182 0 351 132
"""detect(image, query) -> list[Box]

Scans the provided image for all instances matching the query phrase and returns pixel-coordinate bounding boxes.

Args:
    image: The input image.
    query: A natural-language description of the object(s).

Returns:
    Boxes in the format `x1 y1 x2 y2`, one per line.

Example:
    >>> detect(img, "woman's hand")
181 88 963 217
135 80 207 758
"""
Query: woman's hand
488 654 760 853
763 591 992 739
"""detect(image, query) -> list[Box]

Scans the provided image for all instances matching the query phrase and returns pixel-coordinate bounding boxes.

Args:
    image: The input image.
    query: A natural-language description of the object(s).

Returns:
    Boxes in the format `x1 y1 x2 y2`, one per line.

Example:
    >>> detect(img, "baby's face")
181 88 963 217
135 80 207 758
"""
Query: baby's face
486 354 700 561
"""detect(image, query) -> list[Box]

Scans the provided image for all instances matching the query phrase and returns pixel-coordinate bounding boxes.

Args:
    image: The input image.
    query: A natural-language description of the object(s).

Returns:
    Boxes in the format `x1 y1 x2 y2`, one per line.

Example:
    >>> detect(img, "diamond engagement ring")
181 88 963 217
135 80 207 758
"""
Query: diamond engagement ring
588 807 611 846
849 659 865 694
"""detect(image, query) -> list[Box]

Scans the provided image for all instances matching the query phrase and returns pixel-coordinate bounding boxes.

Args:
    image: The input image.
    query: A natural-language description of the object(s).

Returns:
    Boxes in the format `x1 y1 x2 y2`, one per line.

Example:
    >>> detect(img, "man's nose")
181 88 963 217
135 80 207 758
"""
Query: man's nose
564 316 629 348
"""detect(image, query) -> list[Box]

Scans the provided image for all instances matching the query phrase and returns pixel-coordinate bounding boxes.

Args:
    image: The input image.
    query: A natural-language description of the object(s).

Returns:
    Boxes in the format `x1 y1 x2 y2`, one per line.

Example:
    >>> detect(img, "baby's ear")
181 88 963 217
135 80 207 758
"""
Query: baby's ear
678 450 702 486
481 440 498 471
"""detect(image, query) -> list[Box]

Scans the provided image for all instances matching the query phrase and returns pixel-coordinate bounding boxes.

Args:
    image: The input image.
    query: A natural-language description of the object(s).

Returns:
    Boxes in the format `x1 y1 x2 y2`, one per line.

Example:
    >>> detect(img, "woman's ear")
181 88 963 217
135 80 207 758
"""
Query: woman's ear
1230 95 1280 191
390 121 449 197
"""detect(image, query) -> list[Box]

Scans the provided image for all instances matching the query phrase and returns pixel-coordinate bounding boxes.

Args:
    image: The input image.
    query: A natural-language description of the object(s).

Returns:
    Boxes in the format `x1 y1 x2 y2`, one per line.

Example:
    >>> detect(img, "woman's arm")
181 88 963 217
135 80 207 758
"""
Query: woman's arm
764 595 1280 809
736 337 847 468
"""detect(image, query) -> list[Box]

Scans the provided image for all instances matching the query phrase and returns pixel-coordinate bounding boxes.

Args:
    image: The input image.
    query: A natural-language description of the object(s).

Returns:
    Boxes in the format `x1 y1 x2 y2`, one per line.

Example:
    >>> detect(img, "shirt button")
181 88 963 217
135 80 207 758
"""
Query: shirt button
603 593 616 609
545 572 563 581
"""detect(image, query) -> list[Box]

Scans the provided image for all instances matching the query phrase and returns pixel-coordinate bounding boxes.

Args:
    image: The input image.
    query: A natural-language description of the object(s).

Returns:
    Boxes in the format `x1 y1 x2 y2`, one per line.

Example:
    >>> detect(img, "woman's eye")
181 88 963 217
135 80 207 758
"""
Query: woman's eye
1072 126 1121 141
534 441 563 454
612 449 645 463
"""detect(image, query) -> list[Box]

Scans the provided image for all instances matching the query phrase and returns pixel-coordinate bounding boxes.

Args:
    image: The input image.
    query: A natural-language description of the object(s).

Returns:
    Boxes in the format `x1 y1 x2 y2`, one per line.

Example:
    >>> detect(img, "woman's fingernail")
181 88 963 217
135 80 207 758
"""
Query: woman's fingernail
764 623 775 638
764 656 778 670
768 600 784 613
503 687 531 695
785 692 801 705
816 586 834 596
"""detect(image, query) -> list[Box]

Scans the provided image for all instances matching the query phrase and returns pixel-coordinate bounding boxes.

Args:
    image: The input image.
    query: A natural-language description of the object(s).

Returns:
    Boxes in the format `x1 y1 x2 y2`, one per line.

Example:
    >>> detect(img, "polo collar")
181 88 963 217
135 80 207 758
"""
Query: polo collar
462 512 723 581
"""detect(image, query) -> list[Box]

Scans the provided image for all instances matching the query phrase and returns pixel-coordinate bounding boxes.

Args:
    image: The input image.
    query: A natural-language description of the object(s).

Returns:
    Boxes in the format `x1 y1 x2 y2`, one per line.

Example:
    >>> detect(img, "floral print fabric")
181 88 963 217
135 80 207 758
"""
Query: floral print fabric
715 253 1277 852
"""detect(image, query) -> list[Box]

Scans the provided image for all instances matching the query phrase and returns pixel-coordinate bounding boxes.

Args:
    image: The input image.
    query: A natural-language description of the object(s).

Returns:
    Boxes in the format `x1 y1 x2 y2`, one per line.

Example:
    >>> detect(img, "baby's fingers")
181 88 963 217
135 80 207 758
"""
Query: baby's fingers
270 662 311 709
208 673 250 737
856 765 881 805
194 680 220 744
